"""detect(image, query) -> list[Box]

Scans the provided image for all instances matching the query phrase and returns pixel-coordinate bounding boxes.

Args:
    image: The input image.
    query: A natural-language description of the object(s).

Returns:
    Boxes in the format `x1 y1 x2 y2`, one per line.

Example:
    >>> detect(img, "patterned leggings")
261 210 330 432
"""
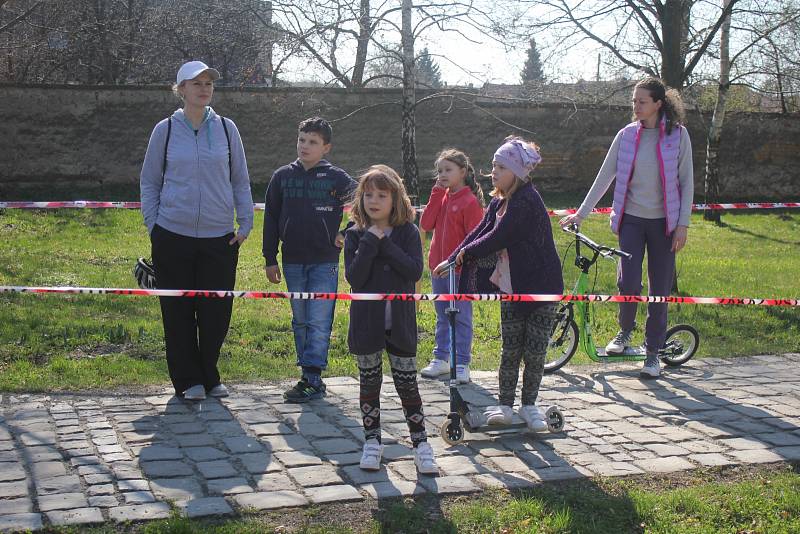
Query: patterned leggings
498 302 558 407
356 346 427 447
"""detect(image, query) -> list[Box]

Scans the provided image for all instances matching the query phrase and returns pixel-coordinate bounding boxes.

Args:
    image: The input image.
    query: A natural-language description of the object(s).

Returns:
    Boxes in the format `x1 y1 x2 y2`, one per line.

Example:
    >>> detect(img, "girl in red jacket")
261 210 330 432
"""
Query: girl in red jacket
419 149 484 383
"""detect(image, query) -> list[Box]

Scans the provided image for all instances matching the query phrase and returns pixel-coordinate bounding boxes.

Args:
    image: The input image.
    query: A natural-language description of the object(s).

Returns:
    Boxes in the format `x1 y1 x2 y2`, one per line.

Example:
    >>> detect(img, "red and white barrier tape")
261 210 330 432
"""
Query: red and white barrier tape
1 286 797 307
2 201 799 216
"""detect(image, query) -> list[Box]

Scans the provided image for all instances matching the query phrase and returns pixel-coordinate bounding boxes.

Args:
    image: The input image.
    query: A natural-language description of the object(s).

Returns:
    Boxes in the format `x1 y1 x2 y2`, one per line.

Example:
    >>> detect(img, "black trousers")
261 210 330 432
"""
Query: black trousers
150 225 239 395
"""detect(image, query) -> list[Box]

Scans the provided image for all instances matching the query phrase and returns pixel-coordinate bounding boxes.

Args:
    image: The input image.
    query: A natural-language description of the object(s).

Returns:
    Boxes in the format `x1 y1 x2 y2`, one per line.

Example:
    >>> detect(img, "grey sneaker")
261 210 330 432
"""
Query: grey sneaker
208 384 229 398
640 352 661 378
606 328 634 354
182 384 206 401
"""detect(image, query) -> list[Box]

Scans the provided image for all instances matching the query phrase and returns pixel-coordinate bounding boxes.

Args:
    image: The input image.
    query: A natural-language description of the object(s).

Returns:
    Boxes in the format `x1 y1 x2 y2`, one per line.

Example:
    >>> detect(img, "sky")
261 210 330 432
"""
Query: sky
273 3 606 87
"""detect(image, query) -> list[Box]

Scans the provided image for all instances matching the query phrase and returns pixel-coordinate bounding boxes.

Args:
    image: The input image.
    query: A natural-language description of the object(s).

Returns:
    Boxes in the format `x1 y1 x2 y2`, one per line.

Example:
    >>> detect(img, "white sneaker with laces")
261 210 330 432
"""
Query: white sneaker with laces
359 439 384 471
414 442 439 474
456 365 470 384
182 384 206 401
518 405 548 433
483 405 512 425
421 358 450 378
606 328 634 354
640 353 661 378
208 384 229 398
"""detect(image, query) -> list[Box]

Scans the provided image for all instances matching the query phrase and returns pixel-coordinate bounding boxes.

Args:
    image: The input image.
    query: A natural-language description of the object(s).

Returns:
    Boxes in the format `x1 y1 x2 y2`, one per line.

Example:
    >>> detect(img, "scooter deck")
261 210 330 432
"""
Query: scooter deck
597 346 647 358
464 420 530 434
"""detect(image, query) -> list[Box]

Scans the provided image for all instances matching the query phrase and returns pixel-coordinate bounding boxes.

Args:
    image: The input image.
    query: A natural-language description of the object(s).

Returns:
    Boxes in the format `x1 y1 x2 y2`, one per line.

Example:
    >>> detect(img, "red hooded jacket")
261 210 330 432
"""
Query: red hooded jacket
420 186 484 271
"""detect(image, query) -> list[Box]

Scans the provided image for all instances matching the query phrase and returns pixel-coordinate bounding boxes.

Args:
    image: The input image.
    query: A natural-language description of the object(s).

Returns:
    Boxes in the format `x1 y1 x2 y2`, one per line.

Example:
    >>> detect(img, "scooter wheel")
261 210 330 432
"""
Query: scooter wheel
545 406 565 433
440 418 464 446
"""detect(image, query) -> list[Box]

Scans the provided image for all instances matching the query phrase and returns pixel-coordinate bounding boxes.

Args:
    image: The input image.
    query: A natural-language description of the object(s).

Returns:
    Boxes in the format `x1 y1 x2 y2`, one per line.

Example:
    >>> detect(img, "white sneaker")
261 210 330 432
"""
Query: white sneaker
208 384 229 398
414 442 439 474
483 405 512 425
518 405 548 433
359 439 383 471
421 358 450 378
640 353 661 378
606 328 634 354
456 365 470 384
182 384 206 401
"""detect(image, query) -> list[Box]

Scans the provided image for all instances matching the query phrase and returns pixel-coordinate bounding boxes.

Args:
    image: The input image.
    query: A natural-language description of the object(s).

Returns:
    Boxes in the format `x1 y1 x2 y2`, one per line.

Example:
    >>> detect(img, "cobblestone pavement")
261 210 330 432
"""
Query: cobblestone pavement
1 354 800 531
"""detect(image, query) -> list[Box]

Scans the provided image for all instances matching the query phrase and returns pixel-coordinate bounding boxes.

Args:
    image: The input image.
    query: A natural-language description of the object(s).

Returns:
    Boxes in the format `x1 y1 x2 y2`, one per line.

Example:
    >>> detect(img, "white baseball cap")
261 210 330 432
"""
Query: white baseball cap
176 61 220 85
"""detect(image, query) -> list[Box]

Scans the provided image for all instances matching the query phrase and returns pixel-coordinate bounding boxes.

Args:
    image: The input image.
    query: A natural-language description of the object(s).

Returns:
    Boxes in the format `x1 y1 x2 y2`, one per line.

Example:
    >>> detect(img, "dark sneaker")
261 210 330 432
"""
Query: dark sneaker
605 328 634 354
283 378 326 403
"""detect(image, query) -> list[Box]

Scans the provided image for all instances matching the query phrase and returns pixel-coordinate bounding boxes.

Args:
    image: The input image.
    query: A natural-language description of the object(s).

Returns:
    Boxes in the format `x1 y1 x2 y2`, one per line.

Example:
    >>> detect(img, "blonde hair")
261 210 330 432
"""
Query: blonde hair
172 82 184 100
488 135 541 199
350 165 416 229
434 148 485 207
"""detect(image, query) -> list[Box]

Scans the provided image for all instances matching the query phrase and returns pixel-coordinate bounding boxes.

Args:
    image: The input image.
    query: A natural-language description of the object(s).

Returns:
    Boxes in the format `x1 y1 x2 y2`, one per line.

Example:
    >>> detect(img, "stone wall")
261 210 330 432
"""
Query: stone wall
1 84 798 200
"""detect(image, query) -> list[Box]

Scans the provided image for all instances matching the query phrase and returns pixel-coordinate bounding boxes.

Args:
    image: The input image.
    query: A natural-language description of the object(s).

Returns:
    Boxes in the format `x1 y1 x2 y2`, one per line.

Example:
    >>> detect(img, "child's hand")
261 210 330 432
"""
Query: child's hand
434 177 447 189
335 231 345 248
432 260 450 277
265 264 282 284
368 225 385 239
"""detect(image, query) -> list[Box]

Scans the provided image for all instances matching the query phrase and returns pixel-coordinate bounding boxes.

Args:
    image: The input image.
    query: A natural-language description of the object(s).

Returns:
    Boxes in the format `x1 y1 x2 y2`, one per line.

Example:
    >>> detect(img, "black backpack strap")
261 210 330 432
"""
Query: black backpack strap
220 116 232 181
162 117 172 185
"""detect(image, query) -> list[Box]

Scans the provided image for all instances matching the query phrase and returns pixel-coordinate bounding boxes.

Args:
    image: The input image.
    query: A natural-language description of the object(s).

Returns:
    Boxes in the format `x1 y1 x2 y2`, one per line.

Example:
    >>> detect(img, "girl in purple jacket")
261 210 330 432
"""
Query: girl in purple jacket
434 137 563 432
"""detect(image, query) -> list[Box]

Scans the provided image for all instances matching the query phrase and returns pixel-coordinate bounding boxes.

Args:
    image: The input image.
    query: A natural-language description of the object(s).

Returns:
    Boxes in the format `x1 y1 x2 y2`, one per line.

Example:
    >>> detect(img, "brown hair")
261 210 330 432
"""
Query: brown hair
434 148 485 207
488 135 541 199
350 165 416 229
633 77 686 134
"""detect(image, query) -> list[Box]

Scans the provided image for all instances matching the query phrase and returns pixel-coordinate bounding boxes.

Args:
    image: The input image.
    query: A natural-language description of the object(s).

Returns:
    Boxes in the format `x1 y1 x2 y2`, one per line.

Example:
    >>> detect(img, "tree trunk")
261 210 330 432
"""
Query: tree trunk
703 0 732 224
351 0 370 86
400 0 418 202
660 0 690 88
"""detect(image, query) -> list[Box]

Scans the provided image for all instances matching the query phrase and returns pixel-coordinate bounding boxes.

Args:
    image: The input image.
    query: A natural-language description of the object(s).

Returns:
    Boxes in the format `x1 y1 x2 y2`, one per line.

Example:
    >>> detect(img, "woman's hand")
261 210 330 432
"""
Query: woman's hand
229 233 247 246
454 249 465 266
367 225 384 239
559 213 584 228
671 225 688 252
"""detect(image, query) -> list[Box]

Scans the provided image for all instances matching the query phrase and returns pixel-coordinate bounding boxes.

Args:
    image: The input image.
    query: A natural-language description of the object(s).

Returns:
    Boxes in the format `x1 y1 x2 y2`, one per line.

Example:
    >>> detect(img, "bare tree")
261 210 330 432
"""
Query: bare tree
506 0 800 214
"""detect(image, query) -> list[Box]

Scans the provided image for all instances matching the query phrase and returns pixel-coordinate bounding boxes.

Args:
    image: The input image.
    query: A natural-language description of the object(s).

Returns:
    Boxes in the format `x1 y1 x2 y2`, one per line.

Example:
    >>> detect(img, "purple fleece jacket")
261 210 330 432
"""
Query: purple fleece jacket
449 182 563 314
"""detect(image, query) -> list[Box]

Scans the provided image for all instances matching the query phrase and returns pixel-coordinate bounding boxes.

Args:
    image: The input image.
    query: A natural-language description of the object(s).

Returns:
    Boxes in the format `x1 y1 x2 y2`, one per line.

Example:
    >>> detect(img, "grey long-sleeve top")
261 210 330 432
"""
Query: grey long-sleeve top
577 127 694 227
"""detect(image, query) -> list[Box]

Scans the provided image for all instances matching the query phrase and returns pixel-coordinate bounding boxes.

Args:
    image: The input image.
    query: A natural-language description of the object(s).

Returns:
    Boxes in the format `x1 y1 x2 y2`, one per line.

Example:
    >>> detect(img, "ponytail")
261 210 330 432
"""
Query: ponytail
464 163 485 207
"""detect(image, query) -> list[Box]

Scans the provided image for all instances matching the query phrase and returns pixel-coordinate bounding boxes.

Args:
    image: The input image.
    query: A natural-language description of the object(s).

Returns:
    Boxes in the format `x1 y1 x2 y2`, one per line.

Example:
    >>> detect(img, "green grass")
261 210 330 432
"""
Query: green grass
50 466 800 533
0 208 798 391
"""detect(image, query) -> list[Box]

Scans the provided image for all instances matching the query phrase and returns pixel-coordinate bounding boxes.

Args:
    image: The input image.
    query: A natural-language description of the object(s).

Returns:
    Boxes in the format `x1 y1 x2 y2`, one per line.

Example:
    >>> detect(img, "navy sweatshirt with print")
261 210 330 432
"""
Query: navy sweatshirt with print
262 159 357 266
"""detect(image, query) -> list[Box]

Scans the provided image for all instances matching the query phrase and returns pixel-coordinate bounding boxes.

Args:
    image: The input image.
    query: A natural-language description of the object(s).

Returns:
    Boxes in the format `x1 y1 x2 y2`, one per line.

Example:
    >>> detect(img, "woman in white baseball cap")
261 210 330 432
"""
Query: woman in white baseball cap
139 60 254 401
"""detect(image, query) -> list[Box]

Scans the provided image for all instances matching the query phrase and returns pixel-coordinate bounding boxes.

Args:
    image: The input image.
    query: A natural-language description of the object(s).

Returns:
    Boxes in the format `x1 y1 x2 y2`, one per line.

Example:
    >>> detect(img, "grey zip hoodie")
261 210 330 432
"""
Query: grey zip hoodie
140 107 254 238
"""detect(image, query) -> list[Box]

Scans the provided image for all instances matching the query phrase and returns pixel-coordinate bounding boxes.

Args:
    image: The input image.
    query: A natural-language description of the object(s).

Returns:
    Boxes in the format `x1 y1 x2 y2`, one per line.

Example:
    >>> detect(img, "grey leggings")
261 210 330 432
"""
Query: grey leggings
498 302 558 407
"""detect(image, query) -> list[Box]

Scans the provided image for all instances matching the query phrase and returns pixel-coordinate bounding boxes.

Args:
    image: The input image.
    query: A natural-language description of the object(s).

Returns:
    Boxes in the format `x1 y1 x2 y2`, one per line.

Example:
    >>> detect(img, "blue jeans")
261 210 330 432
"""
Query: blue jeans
431 273 472 365
283 262 339 370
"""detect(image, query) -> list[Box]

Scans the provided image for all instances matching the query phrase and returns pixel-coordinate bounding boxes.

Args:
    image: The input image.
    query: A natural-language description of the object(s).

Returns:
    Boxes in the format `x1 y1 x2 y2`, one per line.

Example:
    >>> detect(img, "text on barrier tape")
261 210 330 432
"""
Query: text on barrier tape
1 286 797 307
1 201 799 216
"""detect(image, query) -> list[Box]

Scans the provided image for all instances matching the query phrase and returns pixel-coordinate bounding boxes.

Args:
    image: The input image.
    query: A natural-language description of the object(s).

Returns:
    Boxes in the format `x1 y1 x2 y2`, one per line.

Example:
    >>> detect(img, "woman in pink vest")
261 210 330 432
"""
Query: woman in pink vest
559 77 694 379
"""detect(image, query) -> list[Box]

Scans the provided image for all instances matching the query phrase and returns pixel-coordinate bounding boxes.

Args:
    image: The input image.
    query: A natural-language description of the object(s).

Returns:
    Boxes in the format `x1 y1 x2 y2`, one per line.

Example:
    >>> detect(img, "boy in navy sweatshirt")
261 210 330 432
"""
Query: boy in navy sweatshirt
263 117 357 402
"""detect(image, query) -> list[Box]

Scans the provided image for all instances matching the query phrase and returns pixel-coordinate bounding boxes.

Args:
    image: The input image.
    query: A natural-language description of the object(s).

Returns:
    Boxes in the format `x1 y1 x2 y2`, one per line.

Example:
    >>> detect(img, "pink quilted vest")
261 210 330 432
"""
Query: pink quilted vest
610 116 683 235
